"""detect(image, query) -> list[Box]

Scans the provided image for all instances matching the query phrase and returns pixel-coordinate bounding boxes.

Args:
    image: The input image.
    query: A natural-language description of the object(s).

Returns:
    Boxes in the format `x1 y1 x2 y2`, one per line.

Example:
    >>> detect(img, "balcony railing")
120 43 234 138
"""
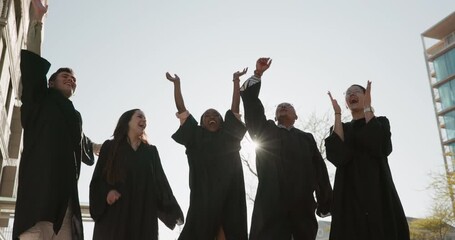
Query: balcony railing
427 40 455 62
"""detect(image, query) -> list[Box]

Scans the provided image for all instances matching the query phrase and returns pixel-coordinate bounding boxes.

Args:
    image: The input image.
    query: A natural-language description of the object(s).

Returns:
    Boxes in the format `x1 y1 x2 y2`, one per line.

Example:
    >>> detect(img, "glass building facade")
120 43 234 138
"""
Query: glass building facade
422 11 455 209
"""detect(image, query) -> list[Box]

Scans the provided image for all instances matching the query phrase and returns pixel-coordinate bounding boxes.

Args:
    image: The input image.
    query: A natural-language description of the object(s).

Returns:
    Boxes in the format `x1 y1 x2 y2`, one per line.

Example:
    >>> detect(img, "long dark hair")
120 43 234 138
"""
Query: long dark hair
104 109 148 185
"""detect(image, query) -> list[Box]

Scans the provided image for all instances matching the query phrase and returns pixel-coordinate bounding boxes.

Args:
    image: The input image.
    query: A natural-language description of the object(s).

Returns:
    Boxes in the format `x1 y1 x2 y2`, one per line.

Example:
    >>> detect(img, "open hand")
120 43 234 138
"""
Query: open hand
106 190 121 205
31 0 48 21
233 67 248 81
327 91 341 114
364 80 372 107
166 72 180 83
255 58 272 76
92 143 102 156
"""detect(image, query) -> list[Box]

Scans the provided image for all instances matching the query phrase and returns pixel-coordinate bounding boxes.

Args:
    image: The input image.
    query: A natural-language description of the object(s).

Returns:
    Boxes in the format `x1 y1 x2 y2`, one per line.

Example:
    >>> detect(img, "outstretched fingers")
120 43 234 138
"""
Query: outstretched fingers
327 91 334 102
366 80 372 94
256 57 272 74
365 80 372 106
31 0 48 20
328 91 341 113
233 67 248 79
240 67 248 75
166 72 180 82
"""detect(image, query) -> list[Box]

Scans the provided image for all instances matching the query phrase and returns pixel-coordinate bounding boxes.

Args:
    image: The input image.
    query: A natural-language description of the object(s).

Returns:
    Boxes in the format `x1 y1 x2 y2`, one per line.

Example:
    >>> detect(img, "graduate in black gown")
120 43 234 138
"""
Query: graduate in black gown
165 69 248 240
14 1 100 239
325 82 409 240
89 109 184 240
240 58 332 240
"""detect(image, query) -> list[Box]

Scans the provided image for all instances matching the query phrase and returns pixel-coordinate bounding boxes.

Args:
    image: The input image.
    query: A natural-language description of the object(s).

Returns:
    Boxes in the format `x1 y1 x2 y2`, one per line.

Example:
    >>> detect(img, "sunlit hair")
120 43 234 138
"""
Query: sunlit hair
48 67 74 83
348 84 366 93
275 102 297 120
104 109 148 185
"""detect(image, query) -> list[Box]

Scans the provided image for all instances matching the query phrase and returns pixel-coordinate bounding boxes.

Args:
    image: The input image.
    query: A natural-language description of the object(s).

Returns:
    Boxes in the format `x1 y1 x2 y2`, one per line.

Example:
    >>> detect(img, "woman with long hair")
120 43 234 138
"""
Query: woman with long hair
89 109 183 240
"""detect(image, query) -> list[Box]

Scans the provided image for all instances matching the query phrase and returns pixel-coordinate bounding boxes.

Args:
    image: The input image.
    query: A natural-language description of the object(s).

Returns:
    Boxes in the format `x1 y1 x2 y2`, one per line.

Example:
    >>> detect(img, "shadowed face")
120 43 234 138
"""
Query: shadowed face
201 108 222 132
275 102 297 125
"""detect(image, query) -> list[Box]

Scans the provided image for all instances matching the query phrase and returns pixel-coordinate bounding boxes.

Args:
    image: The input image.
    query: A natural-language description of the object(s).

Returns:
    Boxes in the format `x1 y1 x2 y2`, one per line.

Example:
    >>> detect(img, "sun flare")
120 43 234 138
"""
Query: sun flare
242 139 259 153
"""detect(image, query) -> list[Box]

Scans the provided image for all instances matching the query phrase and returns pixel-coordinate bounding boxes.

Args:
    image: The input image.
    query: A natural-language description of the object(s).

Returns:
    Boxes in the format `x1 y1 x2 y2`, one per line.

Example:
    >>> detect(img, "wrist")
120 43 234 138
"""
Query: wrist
335 112 341 115
254 70 263 78
363 106 374 113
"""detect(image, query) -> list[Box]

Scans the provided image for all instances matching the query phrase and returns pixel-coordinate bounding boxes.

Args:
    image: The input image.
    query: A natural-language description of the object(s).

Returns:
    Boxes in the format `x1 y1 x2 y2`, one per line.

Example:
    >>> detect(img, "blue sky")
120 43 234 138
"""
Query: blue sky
40 1 455 238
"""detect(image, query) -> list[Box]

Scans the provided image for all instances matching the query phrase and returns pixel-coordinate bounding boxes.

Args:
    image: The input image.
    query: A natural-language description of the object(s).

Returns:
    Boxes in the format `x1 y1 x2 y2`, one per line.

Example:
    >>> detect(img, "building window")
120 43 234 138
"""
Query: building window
434 48 455 82
449 143 455 165
443 110 455 142
438 80 455 110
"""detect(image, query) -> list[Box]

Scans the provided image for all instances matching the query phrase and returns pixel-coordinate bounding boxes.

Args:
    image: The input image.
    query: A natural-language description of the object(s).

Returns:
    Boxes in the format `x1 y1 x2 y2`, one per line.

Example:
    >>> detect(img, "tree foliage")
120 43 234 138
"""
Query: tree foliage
409 170 455 239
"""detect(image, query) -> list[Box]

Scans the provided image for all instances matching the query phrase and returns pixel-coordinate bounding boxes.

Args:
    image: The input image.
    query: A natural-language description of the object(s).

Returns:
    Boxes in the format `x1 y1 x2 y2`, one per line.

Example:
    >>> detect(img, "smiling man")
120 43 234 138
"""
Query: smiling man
166 70 248 240
13 1 98 239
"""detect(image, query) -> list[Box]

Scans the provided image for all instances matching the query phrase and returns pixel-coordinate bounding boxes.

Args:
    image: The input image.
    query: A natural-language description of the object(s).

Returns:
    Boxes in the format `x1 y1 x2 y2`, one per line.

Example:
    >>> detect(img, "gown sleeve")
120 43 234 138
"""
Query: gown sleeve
151 146 184 230
89 140 114 221
171 114 198 146
81 134 95 166
240 81 268 141
307 133 332 216
20 50 51 129
223 110 247 141
359 116 392 158
324 124 353 168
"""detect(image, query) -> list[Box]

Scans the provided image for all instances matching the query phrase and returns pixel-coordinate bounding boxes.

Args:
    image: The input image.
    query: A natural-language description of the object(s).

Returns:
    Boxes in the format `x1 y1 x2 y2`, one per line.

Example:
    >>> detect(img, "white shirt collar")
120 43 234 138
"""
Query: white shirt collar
277 124 294 131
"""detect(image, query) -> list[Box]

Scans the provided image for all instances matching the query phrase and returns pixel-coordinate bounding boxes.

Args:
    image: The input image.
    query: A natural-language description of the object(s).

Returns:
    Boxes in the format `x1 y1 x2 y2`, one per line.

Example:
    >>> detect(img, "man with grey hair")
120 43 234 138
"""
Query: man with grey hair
240 58 332 240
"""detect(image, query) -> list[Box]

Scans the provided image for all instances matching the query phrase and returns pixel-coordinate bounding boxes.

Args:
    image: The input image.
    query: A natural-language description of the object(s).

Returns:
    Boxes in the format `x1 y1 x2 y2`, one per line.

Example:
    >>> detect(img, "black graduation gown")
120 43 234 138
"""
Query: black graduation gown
13 50 95 240
89 140 184 240
172 110 248 240
325 117 410 240
240 82 332 240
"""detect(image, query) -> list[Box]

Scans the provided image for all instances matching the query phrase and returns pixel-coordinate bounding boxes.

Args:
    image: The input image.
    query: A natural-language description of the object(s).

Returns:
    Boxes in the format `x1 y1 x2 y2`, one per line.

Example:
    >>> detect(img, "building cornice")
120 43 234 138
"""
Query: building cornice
422 12 455 40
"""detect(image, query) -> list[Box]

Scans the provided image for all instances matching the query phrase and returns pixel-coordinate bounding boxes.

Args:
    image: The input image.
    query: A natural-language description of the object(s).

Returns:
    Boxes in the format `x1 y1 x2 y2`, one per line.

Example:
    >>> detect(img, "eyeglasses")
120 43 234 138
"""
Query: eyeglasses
344 89 364 96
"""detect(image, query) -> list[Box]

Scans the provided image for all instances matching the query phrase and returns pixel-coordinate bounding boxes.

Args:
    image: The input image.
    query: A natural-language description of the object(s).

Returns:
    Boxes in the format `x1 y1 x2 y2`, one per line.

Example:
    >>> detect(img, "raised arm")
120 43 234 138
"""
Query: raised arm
231 68 247 114
166 72 187 114
328 91 344 141
240 58 272 140
254 57 272 78
27 0 48 55
363 80 375 123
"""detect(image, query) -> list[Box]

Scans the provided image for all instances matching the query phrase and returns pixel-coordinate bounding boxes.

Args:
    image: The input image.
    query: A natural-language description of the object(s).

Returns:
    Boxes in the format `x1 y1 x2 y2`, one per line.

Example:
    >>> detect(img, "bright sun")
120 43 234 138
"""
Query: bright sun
242 139 259 153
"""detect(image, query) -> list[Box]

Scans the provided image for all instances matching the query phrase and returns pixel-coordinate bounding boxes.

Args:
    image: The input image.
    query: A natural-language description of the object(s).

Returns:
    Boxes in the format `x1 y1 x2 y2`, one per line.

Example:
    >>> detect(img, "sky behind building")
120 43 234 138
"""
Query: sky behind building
39 1 455 238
